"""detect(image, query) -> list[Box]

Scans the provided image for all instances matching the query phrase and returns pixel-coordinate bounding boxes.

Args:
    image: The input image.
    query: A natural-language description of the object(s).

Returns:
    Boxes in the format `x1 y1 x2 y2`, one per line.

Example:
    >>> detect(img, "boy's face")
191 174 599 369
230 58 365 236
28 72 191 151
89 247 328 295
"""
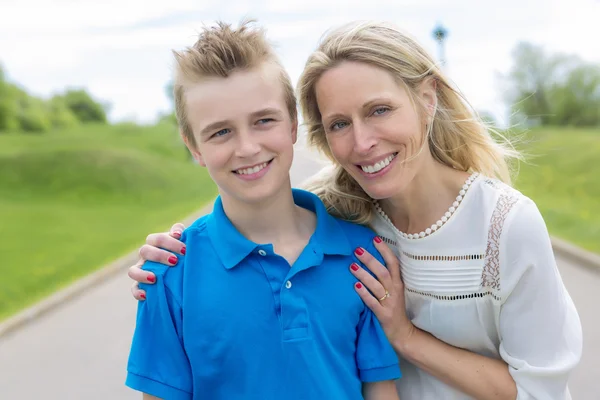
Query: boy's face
183 62 297 206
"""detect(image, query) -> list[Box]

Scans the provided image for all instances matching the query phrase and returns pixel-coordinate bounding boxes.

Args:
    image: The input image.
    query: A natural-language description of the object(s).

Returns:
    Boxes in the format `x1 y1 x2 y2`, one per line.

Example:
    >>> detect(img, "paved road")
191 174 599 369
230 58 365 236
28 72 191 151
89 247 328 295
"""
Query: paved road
0 147 597 399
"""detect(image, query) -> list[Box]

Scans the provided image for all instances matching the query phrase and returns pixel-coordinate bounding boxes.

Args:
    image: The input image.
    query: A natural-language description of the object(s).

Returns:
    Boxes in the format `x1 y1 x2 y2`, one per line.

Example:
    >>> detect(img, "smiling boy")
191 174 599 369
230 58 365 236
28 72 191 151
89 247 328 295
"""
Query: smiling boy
125 20 401 400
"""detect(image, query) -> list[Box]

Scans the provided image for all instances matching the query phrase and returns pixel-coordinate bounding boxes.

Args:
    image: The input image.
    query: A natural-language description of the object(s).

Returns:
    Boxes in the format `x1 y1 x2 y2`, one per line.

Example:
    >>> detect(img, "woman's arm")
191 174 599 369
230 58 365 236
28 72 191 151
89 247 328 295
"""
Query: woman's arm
395 328 516 400
363 380 400 400
494 199 581 398
128 223 187 300
352 238 517 400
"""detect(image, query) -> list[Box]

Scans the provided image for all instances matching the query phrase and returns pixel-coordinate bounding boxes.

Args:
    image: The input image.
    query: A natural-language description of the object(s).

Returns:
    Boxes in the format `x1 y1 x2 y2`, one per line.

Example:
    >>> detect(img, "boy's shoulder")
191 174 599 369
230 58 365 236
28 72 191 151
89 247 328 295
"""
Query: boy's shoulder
185 213 212 237
328 215 378 247
140 214 212 282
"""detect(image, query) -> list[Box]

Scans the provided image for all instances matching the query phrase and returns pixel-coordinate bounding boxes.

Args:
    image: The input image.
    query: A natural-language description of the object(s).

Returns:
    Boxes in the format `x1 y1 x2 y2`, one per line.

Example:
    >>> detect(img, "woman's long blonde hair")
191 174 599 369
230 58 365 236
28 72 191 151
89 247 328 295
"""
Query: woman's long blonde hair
298 21 521 225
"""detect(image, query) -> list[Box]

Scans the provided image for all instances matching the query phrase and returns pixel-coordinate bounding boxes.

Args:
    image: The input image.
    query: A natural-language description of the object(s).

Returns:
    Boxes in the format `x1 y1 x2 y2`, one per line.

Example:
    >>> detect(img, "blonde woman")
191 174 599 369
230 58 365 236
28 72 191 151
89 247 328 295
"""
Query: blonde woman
127 21 582 399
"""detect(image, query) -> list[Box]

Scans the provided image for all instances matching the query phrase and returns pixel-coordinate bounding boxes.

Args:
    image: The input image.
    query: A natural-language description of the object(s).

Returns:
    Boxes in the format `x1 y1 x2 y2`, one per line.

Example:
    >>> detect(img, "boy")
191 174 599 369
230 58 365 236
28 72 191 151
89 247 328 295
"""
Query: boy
125 20 401 400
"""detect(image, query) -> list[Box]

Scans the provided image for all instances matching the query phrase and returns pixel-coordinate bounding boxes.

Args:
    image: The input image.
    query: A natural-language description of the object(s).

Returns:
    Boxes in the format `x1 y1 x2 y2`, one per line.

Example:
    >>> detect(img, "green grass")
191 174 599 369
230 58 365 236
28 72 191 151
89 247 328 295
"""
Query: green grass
513 127 600 254
0 123 217 321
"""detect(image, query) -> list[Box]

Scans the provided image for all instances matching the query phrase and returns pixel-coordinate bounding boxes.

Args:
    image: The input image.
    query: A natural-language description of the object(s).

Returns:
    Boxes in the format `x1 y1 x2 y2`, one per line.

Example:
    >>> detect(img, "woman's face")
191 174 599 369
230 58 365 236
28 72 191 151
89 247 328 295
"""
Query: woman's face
315 61 435 200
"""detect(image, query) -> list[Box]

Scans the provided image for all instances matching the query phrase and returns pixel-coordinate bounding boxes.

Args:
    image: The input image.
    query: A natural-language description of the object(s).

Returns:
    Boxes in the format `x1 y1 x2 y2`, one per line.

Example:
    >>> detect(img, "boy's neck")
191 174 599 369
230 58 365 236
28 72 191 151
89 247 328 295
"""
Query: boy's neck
219 181 315 247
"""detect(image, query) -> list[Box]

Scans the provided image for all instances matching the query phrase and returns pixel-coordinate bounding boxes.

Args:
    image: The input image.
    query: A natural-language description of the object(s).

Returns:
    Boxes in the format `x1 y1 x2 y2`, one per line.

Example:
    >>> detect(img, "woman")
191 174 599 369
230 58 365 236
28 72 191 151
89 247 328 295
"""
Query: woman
127 21 582 399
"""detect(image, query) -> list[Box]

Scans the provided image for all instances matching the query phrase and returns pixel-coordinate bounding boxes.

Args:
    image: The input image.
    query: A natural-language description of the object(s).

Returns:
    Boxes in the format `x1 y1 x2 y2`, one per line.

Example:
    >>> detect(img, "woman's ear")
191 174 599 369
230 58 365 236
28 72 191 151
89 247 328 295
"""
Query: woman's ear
419 77 438 118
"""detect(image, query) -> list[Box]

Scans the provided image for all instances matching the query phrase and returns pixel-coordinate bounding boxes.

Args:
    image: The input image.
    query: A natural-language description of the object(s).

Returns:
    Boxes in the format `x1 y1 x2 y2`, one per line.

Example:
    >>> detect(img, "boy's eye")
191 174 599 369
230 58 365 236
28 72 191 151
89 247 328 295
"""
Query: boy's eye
257 118 275 125
212 128 230 138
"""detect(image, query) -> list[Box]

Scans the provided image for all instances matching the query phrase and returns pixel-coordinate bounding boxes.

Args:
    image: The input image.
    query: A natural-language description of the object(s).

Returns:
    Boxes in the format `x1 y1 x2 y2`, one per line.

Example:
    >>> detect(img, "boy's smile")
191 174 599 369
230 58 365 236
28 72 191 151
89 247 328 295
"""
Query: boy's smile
233 158 274 181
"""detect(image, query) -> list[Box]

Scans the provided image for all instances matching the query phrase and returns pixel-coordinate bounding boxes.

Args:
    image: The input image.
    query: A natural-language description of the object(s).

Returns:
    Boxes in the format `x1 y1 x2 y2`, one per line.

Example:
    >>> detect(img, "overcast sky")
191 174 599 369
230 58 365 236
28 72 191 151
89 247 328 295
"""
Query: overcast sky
1 0 598 125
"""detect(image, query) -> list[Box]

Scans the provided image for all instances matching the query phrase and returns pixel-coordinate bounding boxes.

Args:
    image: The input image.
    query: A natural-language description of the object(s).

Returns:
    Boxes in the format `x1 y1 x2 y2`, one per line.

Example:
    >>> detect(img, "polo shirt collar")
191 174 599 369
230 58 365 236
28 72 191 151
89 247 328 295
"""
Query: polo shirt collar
206 189 353 270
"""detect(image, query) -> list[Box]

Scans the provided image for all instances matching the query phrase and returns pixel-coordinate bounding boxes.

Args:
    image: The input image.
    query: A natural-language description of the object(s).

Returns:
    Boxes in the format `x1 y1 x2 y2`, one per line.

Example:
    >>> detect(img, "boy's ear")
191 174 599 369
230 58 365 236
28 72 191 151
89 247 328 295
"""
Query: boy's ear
291 120 298 145
181 132 206 167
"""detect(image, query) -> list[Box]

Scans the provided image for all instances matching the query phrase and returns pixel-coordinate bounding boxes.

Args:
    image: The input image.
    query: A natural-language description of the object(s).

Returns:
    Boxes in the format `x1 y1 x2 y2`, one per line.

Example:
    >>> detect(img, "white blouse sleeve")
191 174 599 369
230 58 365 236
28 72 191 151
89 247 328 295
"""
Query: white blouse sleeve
498 198 582 399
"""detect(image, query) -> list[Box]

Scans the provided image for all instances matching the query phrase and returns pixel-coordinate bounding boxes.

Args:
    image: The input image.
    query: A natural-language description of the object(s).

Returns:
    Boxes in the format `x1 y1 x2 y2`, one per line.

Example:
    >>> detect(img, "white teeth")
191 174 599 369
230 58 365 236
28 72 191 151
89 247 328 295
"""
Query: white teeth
360 154 396 174
236 162 268 175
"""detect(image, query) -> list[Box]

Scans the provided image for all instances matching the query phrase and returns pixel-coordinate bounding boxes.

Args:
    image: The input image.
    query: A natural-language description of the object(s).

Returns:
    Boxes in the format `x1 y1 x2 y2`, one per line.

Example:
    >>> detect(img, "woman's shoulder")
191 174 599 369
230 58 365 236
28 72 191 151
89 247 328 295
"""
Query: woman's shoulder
474 175 528 207
473 176 543 237
466 175 542 233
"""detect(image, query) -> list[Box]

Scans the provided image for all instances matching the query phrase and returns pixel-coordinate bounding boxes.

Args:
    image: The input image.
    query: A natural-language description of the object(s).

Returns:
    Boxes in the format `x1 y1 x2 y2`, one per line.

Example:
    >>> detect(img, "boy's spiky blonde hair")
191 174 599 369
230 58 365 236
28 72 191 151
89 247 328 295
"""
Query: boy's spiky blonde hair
172 19 297 147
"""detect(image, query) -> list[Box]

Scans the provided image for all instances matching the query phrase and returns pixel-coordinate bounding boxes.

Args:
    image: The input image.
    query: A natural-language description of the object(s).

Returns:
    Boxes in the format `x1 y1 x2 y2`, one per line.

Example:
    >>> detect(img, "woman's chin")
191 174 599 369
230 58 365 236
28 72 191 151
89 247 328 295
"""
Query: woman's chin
361 183 399 202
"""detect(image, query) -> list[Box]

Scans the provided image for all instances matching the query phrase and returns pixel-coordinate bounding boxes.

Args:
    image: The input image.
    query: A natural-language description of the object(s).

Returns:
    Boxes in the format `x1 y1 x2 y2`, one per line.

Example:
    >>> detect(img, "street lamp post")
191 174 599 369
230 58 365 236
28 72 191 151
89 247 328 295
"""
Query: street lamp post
432 23 448 67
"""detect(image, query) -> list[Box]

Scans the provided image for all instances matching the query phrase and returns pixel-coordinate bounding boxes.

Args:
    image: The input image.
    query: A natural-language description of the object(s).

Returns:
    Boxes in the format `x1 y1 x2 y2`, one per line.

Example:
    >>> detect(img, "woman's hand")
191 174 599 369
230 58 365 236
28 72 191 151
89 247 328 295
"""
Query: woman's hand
129 222 187 300
351 236 416 351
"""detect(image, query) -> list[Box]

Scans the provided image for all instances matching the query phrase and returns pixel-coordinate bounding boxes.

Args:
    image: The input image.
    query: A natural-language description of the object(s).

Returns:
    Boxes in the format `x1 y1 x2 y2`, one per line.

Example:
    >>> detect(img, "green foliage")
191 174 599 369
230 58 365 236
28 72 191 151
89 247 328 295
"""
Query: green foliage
504 42 600 127
55 89 107 124
0 84 19 131
16 94 52 133
47 96 80 129
0 64 106 133
0 123 216 320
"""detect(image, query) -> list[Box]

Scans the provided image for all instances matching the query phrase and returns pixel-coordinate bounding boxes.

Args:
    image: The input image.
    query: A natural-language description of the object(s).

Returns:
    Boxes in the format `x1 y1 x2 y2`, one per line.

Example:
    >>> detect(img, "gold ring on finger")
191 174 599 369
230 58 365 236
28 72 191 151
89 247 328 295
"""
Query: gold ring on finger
378 290 390 302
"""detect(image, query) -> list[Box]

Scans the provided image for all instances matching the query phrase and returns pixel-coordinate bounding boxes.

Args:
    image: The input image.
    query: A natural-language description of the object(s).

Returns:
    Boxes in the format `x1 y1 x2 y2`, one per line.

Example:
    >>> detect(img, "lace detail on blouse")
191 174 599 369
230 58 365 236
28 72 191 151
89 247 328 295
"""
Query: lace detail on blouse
481 179 522 295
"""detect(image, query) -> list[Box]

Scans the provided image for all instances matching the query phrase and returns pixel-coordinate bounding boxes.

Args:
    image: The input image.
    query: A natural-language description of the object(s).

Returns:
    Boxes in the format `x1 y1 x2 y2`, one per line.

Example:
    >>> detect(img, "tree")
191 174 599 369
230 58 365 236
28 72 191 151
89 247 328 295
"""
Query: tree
0 66 19 132
549 64 600 126
503 42 600 127
57 89 107 124
47 95 80 129
14 88 52 133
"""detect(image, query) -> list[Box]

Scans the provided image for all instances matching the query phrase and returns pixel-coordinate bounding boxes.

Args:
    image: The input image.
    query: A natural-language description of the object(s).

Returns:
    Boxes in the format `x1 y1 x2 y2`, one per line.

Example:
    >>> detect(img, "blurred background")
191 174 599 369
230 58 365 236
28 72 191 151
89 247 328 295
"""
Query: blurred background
0 0 598 399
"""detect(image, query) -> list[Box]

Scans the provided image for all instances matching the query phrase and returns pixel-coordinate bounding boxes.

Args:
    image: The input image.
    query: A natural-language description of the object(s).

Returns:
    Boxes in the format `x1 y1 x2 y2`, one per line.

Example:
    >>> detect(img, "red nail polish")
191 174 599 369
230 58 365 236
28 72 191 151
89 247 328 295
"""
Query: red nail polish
168 256 177 264
181 246 186 255
172 232 181 239
355 282 362 289
355 247 364 256
351 263 359 271
140 293 146 300
147 275 155 283
374 236 382 243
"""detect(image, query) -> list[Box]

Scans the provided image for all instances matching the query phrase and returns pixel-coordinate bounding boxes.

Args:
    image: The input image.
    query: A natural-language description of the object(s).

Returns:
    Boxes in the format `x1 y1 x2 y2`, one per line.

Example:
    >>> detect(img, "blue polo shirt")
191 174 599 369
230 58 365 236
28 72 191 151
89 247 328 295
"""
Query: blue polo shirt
126 189 401 399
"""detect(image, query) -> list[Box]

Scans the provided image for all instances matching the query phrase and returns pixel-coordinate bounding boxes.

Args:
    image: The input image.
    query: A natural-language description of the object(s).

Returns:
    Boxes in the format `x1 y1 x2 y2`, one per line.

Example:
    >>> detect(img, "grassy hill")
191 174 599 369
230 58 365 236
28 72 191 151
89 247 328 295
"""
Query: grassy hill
0 123 217 321
513 127 599 254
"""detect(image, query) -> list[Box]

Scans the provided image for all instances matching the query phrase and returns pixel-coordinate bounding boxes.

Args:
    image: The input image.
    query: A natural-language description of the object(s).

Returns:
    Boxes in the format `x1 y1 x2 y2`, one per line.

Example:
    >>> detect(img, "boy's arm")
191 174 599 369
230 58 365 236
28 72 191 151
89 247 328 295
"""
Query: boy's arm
143 394 162 400
126 261 192 400
362 381 400 400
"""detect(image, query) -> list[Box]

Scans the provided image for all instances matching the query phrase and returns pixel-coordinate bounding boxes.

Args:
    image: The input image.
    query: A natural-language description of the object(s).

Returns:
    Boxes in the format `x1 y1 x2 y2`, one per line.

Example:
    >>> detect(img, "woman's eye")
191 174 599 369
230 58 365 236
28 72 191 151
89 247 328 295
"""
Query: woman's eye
373 107 389 116
213 128 230 138
330 121 348 131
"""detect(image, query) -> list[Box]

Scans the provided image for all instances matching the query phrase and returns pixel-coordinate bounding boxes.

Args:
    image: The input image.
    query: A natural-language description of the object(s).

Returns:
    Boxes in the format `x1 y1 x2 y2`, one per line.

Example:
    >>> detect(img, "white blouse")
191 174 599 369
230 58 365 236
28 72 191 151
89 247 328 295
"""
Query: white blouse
369 174 583 400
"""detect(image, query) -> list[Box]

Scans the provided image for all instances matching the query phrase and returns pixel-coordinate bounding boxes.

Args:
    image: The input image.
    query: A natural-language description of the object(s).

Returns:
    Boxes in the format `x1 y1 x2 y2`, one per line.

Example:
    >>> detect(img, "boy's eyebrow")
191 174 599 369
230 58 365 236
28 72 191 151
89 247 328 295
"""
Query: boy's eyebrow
249 108 284 118
200 120 232 136
199 108 284 136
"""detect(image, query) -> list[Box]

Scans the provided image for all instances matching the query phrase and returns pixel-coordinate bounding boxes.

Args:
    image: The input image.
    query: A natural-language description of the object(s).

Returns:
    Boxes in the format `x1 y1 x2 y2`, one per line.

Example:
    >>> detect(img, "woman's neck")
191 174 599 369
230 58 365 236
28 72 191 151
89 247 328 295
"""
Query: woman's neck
379 160 470 235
